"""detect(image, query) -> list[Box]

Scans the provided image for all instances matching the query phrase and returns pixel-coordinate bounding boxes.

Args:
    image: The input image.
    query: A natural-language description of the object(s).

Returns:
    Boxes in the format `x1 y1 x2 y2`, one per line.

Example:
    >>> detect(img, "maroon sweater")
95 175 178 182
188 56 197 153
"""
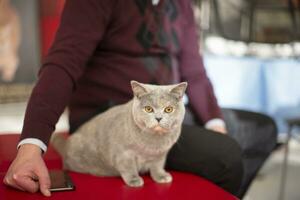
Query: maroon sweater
21 0 222 146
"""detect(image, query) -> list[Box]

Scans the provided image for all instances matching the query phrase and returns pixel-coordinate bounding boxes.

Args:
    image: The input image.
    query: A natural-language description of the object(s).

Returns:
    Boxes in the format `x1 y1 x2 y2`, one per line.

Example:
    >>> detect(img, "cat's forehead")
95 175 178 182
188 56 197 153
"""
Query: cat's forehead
139 90 178 107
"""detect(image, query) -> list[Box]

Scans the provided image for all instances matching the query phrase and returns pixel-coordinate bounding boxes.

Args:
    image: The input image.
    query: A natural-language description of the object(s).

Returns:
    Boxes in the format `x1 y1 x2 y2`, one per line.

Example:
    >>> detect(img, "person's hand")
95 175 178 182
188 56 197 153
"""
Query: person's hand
3 144 51 197
208 125 227 134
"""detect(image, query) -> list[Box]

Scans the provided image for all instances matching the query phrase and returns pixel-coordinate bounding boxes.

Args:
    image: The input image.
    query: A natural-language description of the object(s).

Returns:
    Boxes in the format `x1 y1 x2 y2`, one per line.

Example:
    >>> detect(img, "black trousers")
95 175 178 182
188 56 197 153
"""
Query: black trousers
166 125 243 196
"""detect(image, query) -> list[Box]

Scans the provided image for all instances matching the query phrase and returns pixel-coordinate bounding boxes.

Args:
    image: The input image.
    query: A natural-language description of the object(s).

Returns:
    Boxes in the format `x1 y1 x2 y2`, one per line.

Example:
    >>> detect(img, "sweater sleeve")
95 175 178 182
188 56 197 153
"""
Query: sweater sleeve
20 0 115 146
178 1 222 125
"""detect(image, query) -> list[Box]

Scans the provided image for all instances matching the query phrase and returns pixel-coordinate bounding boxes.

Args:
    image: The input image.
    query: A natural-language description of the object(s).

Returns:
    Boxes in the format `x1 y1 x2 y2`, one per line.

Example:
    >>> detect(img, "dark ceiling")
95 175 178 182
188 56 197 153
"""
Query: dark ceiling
195 0 300 43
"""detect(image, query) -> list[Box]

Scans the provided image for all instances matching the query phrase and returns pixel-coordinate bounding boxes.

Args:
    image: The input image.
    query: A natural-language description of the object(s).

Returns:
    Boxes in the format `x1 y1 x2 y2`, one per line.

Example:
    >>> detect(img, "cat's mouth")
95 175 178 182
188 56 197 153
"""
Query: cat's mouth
152 125 169 135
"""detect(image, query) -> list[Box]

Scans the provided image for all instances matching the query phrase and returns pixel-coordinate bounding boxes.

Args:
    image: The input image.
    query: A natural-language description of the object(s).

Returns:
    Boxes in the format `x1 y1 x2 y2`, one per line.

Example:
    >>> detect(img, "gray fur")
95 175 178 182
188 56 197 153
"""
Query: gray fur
51 81 187 187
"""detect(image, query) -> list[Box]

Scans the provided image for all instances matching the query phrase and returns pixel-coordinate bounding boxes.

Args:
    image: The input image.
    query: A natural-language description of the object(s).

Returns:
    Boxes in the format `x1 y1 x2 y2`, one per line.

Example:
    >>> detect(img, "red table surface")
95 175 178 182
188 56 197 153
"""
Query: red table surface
0 134 238 200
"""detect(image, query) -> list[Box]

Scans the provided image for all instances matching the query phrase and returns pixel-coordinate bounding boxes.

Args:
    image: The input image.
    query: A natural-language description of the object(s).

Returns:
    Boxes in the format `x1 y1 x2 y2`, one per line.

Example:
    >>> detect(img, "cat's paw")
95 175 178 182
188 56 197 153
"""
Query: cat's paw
125 176 144 187
152 172 172 184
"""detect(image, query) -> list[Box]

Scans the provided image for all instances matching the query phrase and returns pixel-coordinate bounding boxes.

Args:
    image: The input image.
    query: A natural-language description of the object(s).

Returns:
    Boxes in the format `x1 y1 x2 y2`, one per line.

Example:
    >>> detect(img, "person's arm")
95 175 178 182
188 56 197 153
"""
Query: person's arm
21 0 115 146
4 0 116 196
178 1 226 133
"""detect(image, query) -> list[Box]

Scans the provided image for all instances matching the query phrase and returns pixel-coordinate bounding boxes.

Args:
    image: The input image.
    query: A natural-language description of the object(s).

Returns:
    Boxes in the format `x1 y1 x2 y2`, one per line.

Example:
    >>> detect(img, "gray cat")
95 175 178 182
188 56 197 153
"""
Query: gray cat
52 80 187 187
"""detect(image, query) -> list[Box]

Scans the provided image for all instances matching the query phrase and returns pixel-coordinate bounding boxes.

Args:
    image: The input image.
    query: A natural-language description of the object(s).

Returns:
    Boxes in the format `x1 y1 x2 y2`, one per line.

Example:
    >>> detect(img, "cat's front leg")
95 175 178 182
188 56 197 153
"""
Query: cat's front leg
149 155 172 184
115 155 144 187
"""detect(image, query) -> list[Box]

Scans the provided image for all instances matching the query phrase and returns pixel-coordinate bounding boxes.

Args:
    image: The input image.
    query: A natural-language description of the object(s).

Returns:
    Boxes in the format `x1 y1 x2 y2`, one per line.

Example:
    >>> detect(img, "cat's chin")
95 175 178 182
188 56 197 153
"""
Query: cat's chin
151 126 169 135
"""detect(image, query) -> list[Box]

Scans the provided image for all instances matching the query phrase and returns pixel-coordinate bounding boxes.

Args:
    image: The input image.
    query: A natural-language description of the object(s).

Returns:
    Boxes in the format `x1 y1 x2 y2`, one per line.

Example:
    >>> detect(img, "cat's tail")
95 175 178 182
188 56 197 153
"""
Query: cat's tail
51 133 67 157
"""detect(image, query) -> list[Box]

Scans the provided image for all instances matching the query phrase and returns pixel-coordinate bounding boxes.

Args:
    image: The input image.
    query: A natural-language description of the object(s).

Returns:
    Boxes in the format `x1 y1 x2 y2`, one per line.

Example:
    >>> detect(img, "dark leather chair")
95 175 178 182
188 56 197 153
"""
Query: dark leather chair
222 108 278 198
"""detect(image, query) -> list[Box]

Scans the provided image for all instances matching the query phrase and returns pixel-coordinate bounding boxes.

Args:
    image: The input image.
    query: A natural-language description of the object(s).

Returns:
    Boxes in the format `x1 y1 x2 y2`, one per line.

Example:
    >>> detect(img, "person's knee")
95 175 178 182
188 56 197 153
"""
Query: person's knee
222 137 243 172
205 135 243 173
218 136 243 195
202 135 243 195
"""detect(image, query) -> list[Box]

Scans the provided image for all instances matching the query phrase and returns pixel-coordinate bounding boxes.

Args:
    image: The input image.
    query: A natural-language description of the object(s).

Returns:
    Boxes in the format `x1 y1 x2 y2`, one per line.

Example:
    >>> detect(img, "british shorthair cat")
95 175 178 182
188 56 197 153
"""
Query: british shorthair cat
52 81 187 187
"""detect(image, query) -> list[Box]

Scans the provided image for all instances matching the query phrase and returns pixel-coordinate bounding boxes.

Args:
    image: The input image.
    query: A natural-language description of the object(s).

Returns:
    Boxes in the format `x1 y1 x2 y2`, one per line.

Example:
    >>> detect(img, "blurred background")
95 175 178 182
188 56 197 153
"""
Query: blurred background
0 0 299 199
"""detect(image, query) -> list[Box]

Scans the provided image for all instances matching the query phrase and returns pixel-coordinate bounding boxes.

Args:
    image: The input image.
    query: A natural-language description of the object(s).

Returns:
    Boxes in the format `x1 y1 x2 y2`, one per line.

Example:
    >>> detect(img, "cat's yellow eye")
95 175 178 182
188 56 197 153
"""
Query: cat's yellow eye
144 106 154 113
164 106 174 113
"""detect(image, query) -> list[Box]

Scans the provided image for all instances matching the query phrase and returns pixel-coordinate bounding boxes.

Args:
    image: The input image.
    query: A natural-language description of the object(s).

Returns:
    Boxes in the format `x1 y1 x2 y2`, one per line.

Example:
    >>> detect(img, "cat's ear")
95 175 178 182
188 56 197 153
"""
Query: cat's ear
131 80 149 98
170 82 188 99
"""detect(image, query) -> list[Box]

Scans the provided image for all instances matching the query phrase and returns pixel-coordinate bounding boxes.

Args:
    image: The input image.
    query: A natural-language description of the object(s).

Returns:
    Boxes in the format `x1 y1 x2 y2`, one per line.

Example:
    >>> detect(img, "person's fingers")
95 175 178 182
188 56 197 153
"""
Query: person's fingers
36 167 51 197
12 173 39 193
218 128 227 134
3 175 25 191
3 143 49 195
211 126 227 134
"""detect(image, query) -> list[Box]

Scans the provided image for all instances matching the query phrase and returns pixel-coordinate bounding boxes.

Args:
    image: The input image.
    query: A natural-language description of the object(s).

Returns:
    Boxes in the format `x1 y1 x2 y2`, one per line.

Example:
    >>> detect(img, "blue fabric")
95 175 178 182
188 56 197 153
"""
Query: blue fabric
263 59 300 133
204 55 300 133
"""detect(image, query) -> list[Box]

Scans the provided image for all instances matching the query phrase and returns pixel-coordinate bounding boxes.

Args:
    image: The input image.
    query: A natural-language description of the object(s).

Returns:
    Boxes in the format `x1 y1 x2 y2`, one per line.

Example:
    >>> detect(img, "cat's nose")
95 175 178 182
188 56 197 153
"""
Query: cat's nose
155 117 162 122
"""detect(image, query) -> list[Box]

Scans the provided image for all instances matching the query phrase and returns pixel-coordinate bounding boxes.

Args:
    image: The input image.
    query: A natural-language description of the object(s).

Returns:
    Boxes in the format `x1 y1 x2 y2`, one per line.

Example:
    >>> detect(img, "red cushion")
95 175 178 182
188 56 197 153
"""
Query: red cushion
0 134 238 200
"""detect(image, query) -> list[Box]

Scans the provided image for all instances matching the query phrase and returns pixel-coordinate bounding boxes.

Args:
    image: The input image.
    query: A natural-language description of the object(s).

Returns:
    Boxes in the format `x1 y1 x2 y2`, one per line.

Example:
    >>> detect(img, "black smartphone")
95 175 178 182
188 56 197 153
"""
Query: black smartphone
49 170 75 192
